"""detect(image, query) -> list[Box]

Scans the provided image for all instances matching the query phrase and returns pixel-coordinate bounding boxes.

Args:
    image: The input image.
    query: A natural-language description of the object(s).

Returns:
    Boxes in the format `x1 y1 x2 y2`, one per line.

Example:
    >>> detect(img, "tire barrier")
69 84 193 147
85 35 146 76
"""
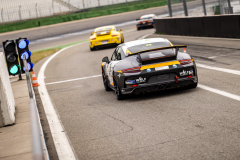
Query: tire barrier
154 15 240 38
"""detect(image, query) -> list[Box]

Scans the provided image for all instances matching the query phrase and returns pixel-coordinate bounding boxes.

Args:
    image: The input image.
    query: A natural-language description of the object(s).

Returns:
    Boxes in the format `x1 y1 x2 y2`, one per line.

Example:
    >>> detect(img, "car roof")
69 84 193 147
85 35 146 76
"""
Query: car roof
140 14 155 18
123 38 169 48
95 25 115 31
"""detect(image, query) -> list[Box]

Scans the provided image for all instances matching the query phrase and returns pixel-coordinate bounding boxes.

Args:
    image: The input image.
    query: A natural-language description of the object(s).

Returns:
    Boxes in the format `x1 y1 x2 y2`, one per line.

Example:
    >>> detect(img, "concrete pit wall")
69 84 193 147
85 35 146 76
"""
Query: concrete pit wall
0 52 16 127
154 15 240 38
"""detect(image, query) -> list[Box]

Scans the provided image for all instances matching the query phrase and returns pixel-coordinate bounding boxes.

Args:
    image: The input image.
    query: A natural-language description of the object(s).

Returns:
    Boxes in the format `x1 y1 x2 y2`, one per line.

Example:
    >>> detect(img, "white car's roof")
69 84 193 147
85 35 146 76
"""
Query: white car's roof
124 38 169 48
140 14 155 19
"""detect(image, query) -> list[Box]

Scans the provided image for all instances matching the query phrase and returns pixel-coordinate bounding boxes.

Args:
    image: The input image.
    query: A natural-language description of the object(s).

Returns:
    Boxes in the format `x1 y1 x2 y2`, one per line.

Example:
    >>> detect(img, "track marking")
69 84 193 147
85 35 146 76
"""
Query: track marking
46 72 240 102
46 75 102 85
208 52 239 59
198 84 240 102
138 33 153 40
197 63 240 76
38 42 87 160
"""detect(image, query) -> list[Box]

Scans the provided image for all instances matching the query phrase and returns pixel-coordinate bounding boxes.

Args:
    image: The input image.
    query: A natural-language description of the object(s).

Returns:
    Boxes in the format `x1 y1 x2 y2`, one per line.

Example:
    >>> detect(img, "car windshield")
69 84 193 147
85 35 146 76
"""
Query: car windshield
95 27 112 32
128 42 171 53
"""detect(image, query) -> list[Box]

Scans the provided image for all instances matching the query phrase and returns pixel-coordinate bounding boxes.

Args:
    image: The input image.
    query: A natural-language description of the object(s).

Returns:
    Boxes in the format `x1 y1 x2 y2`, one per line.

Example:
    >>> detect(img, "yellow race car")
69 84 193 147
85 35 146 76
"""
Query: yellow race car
89 25 124 51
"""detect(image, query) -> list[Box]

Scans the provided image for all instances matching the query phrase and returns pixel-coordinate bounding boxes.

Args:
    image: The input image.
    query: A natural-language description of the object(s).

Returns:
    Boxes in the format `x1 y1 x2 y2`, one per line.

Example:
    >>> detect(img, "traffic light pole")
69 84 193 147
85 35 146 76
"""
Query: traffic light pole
18 73 23 80
23 56 33 98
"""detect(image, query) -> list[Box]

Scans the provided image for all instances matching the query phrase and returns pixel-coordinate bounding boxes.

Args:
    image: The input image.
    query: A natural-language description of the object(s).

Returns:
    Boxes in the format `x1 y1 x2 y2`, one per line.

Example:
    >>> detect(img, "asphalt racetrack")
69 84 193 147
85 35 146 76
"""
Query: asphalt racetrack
34 23 240 159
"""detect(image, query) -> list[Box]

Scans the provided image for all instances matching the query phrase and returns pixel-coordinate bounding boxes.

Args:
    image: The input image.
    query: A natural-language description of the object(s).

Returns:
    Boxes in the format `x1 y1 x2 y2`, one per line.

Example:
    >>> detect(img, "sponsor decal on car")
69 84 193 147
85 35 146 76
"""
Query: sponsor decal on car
136 77 146 83
172 64 177 68
180 70 193 76
125 80 136 84
118 73 121 79
179 70 188 76
155 66 169 71
146 68 151 72
189 70 193 75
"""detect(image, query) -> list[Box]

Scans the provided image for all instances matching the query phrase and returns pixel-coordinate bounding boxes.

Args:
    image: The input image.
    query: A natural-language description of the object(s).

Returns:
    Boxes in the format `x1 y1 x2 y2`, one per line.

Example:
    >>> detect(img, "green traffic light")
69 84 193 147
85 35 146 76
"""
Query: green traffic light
10 65 19 74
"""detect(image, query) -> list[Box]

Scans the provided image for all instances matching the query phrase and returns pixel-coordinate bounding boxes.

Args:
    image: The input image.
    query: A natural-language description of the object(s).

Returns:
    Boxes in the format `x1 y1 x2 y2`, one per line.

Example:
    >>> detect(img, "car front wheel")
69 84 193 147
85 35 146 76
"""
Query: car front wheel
90 47 95 51
187 82 198 89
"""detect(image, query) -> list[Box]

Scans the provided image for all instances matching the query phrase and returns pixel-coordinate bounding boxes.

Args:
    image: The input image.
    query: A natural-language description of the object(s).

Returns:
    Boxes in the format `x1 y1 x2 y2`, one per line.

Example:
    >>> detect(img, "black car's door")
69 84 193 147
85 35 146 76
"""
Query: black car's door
106 47 122 85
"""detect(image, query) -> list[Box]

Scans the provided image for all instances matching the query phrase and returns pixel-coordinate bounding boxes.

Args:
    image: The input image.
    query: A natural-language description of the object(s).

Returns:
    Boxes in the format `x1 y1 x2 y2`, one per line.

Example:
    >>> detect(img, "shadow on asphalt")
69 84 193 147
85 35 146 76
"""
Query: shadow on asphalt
121 86 199 101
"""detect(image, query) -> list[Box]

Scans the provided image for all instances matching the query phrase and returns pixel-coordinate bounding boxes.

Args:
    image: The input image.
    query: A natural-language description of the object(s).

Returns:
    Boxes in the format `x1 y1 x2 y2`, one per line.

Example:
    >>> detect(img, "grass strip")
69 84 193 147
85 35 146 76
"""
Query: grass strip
31 48 61 65
31 39 88 64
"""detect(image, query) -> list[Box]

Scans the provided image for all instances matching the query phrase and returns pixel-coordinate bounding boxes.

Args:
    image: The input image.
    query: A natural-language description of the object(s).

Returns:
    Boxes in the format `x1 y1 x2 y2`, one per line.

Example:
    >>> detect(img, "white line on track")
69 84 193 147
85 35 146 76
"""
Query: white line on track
46 75 102 85
138 33 153 40
198 84 240 101
197 63 240 76
38 42 87 160
46 72 240 102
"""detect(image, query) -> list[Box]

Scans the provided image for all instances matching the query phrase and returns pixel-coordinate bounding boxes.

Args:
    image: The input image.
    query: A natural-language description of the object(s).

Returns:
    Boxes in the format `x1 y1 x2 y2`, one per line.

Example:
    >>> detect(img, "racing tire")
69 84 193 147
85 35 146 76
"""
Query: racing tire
121 37 124 44
90 47 95 51
102 72 111 91
187 82 198 89
113 75 125 100
137 27 141 31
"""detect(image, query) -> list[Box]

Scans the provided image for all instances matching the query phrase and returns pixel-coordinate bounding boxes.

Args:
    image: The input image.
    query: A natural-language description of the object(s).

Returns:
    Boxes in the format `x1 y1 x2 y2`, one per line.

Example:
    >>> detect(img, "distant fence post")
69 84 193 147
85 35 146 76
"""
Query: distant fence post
1 9 3 23
68 0 70 12
52 1 54 14
29 11 31 19
36 3 38 18
19 5 22 21
82 0 85 9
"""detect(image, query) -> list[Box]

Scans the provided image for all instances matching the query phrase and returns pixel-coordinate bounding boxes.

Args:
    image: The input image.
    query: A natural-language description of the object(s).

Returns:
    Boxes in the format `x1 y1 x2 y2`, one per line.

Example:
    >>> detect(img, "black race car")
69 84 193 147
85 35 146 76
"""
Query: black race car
136 14 157 30
101 38 198 100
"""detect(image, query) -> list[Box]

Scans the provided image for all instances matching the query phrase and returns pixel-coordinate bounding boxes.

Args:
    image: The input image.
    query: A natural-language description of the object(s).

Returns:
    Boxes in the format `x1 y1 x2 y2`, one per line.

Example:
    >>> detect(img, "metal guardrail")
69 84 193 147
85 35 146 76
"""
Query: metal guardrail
23 56 48 160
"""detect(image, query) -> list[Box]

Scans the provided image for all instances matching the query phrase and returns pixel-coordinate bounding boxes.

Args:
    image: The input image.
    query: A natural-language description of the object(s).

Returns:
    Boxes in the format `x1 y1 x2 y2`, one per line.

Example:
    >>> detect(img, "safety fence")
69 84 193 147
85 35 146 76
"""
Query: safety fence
168 0 240 17
0 0 171 33
0 0 201 24
154 14 240 38
0 0 153 24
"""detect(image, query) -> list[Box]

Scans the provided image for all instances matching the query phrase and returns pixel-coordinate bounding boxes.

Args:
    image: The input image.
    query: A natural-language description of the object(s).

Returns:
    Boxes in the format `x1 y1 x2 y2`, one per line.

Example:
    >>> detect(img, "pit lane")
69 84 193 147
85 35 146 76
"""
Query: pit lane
34 23 240 159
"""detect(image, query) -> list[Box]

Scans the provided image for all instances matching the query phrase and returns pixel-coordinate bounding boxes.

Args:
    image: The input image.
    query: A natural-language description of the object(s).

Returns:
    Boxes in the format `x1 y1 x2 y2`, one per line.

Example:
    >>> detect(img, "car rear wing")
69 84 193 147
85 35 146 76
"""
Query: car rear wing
132 45 187 56
134 45 187 65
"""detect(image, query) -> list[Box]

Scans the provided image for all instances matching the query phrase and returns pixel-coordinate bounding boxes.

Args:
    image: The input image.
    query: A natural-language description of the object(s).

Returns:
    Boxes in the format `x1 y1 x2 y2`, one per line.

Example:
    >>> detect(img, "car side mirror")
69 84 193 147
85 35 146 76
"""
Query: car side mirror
91 32 94 36
136 18 140 21
102 56 109 63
